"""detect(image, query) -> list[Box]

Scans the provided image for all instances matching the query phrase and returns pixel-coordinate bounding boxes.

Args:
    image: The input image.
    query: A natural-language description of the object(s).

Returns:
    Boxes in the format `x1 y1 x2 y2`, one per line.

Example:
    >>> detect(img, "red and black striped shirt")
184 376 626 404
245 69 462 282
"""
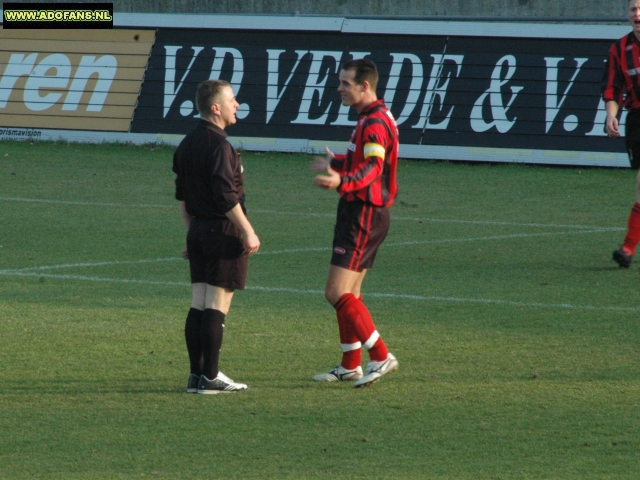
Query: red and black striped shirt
602 32 640 110
330 99 399 207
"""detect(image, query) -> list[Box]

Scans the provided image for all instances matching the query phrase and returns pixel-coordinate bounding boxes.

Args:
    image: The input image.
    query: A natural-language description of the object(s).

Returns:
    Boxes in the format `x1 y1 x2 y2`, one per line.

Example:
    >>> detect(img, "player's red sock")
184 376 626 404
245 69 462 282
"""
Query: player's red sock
354 294 389 361
335 293 389 363
336 309 361 370
622 202 640 256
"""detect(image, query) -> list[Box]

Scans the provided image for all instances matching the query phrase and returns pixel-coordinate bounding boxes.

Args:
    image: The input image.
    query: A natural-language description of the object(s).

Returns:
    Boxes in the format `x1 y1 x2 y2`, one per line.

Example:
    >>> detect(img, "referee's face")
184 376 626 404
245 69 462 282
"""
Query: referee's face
338 69 365 108
216 86 240 128
630 0 640 36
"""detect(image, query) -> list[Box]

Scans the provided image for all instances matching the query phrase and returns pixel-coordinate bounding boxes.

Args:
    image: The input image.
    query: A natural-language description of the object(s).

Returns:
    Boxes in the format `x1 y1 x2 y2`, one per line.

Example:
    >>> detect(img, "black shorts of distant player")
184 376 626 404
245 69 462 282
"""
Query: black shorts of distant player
187 217 248 290
330 198 390 272
626 109 640 169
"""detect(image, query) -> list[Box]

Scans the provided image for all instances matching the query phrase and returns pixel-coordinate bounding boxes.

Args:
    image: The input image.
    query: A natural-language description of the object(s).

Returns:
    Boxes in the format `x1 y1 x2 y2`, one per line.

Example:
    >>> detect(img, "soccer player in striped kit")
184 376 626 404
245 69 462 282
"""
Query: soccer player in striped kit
604 0 640 268
311 59 399 388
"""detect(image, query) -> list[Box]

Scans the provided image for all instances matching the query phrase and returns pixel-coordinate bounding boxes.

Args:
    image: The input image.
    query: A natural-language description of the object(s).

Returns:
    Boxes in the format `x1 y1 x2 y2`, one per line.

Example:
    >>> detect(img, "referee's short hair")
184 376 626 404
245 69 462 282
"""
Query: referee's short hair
196 79 232 117
341 59 378 93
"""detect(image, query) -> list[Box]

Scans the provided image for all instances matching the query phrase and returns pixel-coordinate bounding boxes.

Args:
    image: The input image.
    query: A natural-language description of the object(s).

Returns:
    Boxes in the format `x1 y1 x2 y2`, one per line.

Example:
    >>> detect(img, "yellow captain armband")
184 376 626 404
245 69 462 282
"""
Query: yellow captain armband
363 142 386 160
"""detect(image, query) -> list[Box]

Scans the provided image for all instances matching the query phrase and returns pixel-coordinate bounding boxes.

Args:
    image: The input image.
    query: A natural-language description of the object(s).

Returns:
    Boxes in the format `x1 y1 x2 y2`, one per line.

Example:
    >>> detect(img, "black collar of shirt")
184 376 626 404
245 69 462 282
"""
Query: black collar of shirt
197 119 228 138
360 98 386 116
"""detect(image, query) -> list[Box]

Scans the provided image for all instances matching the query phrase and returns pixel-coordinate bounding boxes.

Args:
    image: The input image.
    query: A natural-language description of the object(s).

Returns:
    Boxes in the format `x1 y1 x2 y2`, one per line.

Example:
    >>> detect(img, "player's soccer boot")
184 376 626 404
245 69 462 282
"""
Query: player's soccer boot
353 353 398 388
313 365 363 382
613 248 633 268
197 372 248 394
186 374 200 393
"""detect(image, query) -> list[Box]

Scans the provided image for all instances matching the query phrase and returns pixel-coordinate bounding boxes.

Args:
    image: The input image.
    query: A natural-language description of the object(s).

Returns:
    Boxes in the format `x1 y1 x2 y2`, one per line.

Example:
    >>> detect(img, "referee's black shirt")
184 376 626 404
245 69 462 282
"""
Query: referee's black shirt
172 120 245 219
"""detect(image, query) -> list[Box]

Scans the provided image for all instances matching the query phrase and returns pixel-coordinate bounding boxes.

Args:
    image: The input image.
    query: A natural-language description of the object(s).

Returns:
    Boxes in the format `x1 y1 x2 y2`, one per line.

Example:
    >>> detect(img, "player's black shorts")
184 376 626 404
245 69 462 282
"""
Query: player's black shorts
331 198 390 272
187 217 247 290
626 109 640 169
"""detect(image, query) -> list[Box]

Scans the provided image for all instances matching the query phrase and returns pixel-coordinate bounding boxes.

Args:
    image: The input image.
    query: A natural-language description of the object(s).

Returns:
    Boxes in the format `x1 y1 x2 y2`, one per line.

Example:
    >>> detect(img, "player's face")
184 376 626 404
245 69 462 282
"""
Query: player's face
337 69 366 108
629 0 640 36
215 86 239 128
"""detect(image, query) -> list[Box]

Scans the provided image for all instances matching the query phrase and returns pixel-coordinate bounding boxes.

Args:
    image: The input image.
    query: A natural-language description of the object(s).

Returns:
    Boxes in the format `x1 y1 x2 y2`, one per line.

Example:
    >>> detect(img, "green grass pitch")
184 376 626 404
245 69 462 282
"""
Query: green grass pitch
0 140 639 479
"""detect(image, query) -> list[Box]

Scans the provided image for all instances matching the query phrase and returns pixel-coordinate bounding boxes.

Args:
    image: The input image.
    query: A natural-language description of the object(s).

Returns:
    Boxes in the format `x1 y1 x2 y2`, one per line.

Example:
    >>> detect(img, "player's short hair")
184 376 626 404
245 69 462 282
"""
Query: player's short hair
196 80 232 117
341 59 378 93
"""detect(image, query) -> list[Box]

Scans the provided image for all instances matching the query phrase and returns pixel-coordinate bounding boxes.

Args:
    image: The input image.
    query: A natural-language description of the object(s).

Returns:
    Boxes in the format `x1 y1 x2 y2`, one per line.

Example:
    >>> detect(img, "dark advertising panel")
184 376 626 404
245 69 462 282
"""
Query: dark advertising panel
133 28 617 155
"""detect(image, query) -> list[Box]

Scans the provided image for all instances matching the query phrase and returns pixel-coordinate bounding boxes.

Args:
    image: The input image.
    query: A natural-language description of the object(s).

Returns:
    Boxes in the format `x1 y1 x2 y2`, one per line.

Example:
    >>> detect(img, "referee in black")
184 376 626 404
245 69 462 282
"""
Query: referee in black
172 79 260 394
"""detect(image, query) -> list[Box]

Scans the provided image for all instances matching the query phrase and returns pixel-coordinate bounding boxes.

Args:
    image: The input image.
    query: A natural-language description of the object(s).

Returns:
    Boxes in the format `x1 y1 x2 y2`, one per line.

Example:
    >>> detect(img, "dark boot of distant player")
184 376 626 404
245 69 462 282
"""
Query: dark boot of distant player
614 202 640 268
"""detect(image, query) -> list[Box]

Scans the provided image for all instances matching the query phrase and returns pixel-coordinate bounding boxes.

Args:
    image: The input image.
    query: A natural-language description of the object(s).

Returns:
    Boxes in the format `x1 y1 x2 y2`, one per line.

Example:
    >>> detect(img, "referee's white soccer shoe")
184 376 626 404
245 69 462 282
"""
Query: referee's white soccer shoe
197 371 248 394
353 353 399 388
313 365 363 382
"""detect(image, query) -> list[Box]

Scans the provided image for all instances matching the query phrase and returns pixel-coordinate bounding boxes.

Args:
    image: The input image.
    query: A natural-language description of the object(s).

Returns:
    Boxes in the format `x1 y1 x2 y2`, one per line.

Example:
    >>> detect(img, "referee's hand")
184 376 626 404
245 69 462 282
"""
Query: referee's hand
241 232 260 256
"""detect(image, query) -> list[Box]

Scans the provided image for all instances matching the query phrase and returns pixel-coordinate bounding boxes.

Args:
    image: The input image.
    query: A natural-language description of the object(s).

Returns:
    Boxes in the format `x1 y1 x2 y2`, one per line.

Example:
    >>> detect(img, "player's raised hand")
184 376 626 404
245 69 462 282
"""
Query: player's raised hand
312 166 341 190
310 147 335 172
310 155 329 172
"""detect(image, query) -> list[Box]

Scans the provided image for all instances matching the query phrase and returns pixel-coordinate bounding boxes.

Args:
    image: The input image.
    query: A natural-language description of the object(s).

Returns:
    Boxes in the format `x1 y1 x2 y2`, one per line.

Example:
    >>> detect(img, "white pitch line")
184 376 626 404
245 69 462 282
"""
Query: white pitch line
0 196 621 231
0 271 188 286
252 209 334 218
1 257 183 273
259 228 623 255
0 226 622 275
383 227 623 248
390 216 617 230
1 271 638 313
251 209 619 230
360 291 640 314
0 196 172 209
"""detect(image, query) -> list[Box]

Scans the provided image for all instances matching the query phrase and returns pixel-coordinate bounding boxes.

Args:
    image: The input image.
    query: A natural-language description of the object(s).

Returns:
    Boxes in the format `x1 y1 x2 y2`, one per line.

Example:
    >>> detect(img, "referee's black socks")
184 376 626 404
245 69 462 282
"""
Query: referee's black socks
184 307 204 376
200 309 226 380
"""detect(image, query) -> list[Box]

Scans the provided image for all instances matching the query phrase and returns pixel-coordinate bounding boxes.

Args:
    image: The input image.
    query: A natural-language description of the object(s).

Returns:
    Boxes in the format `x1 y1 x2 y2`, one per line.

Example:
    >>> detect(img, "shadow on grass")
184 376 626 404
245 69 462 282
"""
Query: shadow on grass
0 378 332 395
579 266 632 272
0 378 185 395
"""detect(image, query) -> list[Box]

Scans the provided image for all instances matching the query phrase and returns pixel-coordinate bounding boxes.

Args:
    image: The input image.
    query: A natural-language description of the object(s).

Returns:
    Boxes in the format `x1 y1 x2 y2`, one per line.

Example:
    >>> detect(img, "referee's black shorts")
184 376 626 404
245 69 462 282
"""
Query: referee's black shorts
331 198 390 272
187 217 247 290
626 109 640 169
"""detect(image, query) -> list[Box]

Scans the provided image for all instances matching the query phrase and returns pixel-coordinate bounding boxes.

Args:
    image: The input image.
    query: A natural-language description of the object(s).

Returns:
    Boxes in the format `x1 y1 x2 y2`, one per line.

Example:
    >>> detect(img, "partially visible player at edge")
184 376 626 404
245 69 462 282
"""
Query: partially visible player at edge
603 0 640 268
311 59 399 388
172 80 260 394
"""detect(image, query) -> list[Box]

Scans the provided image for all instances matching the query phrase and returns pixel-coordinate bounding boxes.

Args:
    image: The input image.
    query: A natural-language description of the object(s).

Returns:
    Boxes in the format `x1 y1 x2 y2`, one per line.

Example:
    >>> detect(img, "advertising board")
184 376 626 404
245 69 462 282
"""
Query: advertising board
134 28 620 164
0 12 632 166
0 28 153 132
